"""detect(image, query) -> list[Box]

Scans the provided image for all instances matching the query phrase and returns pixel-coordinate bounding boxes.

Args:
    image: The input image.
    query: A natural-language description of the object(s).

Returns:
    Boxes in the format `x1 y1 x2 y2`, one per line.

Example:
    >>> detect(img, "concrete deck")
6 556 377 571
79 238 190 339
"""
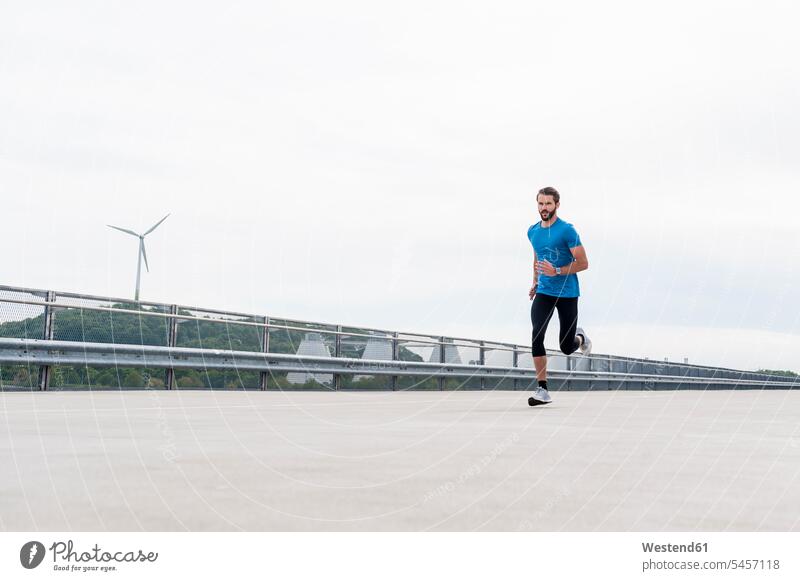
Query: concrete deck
1 389 799 531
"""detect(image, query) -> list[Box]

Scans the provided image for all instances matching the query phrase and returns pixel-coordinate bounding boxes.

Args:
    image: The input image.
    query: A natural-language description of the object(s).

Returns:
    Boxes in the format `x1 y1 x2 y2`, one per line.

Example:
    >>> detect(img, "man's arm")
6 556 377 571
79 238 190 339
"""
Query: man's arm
563 244 589 274
537 245 589 276
529 250 538 299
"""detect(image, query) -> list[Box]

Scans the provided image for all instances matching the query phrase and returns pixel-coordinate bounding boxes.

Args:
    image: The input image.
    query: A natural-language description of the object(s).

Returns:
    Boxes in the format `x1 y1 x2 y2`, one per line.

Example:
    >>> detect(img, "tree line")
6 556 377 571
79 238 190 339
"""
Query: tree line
0 304 425 389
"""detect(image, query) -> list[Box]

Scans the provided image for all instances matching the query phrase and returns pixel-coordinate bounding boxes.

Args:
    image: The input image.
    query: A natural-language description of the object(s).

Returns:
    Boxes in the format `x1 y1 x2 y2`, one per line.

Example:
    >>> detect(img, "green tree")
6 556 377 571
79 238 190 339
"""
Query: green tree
756 369 798 377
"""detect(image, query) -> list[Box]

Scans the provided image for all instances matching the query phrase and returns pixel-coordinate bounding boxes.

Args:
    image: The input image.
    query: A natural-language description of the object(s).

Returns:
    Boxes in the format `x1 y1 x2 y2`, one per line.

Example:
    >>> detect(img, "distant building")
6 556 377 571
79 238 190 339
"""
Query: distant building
286 332 333 386
428 342 462 364
354 336 393 381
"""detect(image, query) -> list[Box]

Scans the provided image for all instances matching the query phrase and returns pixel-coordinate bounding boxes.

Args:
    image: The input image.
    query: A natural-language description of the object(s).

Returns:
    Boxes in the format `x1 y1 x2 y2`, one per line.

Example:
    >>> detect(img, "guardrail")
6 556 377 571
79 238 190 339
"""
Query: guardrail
0 285 795 392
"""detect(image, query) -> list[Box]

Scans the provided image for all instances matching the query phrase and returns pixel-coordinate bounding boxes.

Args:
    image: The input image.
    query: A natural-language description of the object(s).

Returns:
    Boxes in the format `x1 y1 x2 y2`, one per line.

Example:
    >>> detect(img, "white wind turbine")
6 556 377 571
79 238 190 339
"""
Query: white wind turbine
107 214 170 302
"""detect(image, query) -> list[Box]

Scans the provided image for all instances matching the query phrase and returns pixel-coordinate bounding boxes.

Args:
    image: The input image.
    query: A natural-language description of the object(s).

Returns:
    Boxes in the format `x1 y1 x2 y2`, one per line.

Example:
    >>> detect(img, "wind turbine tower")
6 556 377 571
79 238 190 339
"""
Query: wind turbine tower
107 214 170 302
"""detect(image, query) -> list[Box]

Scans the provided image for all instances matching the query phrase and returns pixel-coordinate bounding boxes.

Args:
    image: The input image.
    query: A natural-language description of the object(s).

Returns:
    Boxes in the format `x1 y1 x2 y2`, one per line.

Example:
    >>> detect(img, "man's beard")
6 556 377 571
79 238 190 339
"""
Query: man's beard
540 210 556 220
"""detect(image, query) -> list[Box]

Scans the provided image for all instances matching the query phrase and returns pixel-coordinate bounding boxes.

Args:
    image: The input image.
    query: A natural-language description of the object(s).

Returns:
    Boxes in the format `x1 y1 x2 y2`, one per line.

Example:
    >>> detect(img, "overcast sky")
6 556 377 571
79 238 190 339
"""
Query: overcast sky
2 1 799 372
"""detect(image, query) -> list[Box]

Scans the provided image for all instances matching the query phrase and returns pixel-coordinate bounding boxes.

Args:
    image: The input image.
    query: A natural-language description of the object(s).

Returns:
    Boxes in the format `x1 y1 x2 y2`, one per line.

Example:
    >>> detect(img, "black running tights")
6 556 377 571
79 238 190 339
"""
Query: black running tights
530 293 580 358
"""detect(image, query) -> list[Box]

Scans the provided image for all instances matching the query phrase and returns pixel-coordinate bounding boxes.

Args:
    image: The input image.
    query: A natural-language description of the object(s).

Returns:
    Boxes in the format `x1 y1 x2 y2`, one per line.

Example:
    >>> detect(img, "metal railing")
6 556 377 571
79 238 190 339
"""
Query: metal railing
0 284 796 392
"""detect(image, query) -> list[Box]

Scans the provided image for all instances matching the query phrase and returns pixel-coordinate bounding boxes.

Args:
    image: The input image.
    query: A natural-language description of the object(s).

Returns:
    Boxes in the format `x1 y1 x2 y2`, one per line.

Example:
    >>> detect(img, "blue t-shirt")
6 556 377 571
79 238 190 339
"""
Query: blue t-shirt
527 217 582 298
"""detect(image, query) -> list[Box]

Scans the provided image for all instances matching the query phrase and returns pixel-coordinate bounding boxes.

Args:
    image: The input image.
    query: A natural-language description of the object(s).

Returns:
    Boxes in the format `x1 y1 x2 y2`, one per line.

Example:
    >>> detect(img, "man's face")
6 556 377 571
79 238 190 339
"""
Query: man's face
537 195 559 221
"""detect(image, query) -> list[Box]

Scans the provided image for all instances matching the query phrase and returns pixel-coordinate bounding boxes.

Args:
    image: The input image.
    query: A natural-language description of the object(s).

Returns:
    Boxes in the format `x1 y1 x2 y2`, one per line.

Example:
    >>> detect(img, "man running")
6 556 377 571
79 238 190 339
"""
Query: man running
527 186 591 405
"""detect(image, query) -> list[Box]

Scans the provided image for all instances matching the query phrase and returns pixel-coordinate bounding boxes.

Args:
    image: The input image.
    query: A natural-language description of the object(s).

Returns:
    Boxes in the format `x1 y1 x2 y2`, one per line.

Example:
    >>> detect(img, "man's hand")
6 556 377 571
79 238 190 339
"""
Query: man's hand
529 286 537 300
536 260 557 276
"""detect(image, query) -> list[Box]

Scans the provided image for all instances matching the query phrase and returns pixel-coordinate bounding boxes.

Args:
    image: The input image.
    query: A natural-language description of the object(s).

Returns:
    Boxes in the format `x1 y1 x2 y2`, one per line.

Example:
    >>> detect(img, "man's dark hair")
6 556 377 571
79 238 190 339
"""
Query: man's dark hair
537 186 560 203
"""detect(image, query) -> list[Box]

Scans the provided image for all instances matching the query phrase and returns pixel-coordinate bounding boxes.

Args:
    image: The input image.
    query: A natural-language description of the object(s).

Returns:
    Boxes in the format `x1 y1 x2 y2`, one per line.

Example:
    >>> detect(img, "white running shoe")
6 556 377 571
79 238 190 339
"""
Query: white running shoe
576 327 592 355
528 386 552 406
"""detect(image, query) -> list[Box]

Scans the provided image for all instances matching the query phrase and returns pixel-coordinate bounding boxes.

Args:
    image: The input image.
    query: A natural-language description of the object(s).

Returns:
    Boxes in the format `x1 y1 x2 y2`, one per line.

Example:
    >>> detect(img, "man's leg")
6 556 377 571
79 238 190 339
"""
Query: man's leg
555 297 581 355
555 297 592 355
534 355 547 382
531 293 556 381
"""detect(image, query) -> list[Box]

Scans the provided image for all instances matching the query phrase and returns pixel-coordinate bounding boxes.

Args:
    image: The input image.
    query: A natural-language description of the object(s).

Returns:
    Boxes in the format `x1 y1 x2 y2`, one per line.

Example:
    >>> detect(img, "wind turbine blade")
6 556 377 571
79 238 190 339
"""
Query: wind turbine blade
144 213 170 236
141 240 150 272
107 225 139 237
